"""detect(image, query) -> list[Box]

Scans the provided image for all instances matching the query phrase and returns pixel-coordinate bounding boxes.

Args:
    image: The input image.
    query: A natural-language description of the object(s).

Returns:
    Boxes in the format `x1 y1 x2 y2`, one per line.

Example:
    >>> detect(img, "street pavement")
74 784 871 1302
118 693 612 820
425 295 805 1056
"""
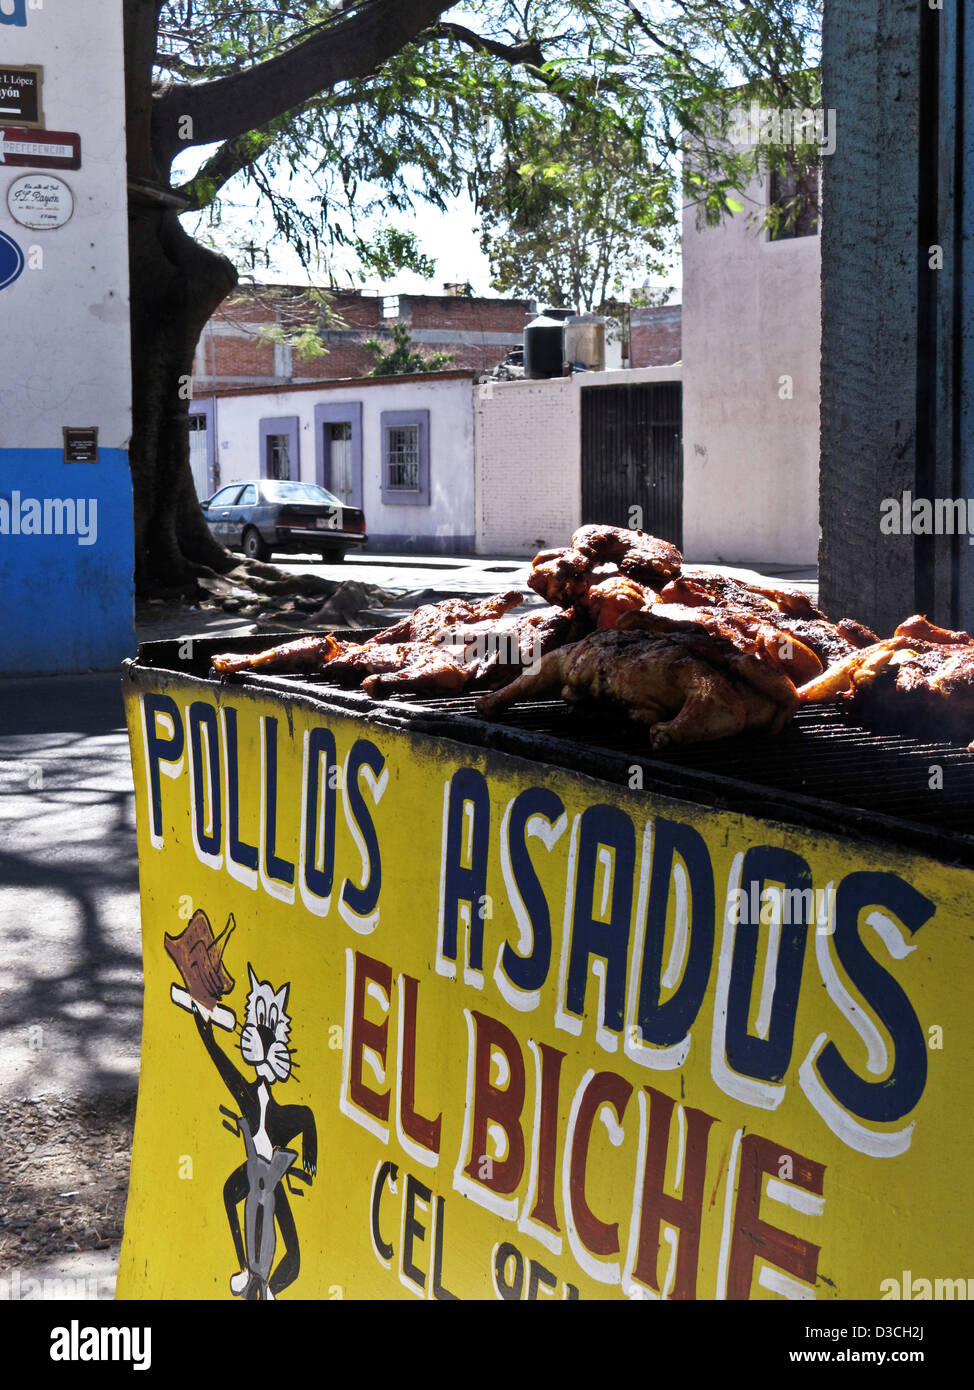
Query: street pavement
271 548 818 599
0 548 818 1299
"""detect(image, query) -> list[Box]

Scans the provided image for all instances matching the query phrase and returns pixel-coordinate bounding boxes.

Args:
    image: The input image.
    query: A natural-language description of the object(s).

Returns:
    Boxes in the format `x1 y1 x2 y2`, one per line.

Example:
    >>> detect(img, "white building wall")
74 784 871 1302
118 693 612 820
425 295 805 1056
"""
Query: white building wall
474 378 580 556
474 366 683 556
0 3 131 451
206 374 475 551
681 174 821 565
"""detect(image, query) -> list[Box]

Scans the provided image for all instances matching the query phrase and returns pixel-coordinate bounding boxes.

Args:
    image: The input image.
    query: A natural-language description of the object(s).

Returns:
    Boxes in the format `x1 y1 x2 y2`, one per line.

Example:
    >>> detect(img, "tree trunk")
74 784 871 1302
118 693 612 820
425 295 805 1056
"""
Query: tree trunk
127 196 238 595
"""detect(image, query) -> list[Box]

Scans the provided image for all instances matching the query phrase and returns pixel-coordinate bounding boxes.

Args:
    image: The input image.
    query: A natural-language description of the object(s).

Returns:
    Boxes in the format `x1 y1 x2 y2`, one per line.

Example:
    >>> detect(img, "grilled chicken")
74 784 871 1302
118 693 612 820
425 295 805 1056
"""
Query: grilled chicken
210 632 342 675
657 574 878 674
210 591 525 675
478 628 797 749
798 632 974 749
372 589 524 645
616 604 821 686
359 607 589 697
569 525 683 582
528 526 678 624
894 614 972 646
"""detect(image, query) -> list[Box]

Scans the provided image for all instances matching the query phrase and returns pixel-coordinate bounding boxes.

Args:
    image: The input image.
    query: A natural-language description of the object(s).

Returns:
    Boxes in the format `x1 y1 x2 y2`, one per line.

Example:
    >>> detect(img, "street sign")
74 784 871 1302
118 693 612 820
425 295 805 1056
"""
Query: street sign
0 126 80 170
0 228 24 290
0 65 43 127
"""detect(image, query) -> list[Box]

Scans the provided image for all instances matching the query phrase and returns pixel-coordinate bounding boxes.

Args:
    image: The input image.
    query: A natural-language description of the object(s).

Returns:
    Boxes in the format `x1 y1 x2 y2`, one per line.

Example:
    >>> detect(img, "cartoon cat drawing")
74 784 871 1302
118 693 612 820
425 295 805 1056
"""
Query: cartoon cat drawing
193 965 317 1300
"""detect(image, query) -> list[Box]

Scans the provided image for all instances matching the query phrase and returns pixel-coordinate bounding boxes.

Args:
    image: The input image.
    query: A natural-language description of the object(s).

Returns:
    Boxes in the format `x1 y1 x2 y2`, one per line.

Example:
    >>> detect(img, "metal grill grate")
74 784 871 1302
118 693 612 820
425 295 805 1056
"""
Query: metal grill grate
137 633 974 864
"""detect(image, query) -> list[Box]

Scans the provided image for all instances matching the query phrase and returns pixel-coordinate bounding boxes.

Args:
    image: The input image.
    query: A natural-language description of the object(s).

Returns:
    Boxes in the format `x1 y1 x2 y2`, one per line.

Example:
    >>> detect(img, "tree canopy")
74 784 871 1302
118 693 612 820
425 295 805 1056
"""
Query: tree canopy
154 1 824 286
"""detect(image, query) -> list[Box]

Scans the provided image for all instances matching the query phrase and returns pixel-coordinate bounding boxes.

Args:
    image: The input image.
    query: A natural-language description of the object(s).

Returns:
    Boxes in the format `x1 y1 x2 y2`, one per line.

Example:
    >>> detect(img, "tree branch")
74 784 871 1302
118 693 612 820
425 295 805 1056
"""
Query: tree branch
154 0 453 166
431 21 545 68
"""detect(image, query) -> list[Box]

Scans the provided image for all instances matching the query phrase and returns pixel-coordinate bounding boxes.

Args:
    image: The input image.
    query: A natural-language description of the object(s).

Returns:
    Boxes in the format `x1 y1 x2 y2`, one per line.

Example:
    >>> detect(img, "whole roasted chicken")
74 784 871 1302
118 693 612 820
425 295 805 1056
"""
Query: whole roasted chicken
477 627 797 749
798 616 974 749
528 525 681 626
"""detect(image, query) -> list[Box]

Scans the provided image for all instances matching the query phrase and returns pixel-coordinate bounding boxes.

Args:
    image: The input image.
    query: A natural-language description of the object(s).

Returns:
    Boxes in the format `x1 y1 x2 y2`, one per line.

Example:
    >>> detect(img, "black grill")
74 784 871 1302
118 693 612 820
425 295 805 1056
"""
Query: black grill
137 633 974 868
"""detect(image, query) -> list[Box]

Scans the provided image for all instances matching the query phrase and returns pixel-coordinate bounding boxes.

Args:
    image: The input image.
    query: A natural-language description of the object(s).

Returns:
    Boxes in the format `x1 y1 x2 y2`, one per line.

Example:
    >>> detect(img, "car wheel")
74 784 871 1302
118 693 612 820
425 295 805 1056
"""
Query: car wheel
242 526 270 562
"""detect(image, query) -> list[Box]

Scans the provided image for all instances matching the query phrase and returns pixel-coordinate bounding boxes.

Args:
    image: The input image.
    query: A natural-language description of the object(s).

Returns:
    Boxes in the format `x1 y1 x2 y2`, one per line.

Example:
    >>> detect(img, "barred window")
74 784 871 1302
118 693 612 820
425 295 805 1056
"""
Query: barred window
379 409 430 506
385 424 421 491
267 433 291 480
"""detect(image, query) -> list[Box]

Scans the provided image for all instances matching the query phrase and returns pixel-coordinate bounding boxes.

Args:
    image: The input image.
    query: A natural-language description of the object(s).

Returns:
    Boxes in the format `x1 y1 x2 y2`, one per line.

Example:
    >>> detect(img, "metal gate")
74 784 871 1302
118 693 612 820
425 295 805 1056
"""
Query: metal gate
580 382 683 547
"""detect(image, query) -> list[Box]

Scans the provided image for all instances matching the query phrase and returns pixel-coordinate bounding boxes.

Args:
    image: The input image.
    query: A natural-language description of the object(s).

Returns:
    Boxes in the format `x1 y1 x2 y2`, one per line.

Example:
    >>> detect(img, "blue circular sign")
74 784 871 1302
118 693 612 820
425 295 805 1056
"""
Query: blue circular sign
0 230 25 290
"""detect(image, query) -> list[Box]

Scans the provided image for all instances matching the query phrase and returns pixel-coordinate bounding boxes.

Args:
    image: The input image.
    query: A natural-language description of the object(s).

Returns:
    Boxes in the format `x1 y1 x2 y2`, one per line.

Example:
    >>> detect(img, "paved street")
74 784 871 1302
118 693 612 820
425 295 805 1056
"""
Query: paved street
264 548 817 599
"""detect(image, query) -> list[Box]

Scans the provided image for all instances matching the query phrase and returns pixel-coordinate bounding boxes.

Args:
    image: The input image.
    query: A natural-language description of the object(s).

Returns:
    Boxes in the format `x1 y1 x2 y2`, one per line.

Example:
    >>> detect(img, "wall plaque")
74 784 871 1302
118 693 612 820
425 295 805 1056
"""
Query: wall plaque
6 172 72 228
63 427 99 463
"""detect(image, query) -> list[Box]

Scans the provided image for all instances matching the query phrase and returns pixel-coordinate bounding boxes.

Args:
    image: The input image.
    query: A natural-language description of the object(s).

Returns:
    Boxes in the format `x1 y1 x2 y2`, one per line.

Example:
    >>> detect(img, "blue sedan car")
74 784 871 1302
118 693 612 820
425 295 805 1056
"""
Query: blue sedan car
201 479 367 562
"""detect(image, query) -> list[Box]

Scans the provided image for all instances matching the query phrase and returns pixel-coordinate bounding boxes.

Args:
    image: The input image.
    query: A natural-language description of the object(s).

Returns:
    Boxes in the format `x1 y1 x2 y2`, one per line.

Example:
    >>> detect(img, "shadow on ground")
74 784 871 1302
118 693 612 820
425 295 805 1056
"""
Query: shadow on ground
0 673 142 1101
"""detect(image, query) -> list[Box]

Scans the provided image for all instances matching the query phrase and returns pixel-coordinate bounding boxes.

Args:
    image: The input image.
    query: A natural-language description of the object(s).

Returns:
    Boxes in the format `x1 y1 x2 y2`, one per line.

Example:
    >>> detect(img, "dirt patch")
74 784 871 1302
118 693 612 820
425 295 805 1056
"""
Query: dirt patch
0 1094 134 1266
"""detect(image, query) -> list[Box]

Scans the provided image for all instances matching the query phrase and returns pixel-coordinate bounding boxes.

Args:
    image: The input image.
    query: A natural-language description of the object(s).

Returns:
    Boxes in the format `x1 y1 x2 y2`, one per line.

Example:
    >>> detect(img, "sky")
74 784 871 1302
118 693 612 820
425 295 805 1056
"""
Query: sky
177 151 682 304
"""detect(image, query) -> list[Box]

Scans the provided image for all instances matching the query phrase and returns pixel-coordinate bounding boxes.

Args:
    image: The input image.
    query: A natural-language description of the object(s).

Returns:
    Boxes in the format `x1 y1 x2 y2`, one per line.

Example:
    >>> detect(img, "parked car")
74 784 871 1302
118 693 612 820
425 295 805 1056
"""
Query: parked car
201 479 367 562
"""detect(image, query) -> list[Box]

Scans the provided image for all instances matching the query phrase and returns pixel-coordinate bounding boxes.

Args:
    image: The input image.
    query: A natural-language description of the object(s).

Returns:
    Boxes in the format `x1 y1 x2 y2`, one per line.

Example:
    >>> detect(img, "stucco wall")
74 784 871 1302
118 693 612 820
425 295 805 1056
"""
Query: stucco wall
199 374 476 553
474 377 581 556
682 176 821 565
0 0 133 673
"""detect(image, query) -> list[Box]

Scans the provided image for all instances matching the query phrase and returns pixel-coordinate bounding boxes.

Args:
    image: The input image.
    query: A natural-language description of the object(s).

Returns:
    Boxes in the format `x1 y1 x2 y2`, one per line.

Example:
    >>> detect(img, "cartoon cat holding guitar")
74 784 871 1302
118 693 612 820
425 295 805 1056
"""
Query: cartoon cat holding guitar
166 911 317 1301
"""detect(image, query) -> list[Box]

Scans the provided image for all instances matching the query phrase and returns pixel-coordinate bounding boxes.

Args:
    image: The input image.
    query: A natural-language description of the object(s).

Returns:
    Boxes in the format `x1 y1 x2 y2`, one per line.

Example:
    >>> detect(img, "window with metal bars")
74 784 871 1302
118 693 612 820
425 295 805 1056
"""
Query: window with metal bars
379 409 430 505
267 433 291 480
385 424 421 491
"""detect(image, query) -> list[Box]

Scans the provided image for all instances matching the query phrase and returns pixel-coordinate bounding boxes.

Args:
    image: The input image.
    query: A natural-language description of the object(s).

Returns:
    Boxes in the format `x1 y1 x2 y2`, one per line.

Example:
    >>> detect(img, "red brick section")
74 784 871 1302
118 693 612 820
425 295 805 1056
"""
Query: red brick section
192 284 535 390
203 335 276 380
629 305 682 368
405 293 532 332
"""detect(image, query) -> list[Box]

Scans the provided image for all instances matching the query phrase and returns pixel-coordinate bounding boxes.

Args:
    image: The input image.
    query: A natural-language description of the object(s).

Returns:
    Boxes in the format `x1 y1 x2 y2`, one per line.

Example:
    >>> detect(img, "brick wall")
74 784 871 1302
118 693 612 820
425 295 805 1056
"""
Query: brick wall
474 377 580 556
405 294 532 333
630 304 682 367
192 284 535 392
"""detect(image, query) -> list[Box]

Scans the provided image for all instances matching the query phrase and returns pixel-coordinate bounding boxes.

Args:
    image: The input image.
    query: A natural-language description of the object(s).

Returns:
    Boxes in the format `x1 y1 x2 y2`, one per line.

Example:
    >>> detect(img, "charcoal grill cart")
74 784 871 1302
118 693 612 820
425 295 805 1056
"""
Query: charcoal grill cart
116 633 974 1301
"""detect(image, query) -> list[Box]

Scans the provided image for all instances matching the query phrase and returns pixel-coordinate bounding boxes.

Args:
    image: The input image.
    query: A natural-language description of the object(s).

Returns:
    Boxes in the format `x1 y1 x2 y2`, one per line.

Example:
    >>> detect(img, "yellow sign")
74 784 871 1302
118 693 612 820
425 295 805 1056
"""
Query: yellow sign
117 668 974 1301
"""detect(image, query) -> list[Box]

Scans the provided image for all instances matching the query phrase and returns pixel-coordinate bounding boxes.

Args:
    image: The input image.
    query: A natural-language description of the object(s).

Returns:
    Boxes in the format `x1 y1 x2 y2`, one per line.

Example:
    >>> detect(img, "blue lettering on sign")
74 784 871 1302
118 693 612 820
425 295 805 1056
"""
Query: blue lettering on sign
0 0 27 28
0 231 24 290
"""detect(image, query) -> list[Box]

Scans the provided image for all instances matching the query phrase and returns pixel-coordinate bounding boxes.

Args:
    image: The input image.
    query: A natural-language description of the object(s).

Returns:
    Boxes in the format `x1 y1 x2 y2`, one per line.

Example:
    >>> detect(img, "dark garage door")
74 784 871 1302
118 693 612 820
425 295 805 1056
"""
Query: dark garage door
581 382 683 548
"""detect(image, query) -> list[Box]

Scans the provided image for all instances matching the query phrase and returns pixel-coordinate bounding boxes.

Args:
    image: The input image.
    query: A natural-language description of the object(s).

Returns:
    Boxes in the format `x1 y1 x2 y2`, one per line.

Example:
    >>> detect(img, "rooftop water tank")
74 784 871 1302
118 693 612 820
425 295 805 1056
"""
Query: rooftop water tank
565 316 607 372
523 315 566 379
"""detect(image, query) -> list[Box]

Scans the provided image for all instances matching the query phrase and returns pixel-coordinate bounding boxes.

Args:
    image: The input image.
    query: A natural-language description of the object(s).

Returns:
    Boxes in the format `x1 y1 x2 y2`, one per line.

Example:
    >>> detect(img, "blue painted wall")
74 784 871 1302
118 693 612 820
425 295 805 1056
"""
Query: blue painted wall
0 448 134 673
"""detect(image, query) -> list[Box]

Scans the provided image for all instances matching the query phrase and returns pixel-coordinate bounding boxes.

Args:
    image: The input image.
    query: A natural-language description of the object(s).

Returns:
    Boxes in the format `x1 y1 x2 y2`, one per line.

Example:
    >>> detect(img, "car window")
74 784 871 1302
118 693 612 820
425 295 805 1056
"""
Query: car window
238 485 257 505
207 485 244 507
262 480 341 506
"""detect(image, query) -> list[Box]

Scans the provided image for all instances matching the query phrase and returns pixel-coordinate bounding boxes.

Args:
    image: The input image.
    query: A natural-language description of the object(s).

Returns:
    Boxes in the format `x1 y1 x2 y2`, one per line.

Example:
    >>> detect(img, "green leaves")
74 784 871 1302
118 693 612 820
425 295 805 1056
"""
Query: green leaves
363 322 455 375
161 1 823 279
